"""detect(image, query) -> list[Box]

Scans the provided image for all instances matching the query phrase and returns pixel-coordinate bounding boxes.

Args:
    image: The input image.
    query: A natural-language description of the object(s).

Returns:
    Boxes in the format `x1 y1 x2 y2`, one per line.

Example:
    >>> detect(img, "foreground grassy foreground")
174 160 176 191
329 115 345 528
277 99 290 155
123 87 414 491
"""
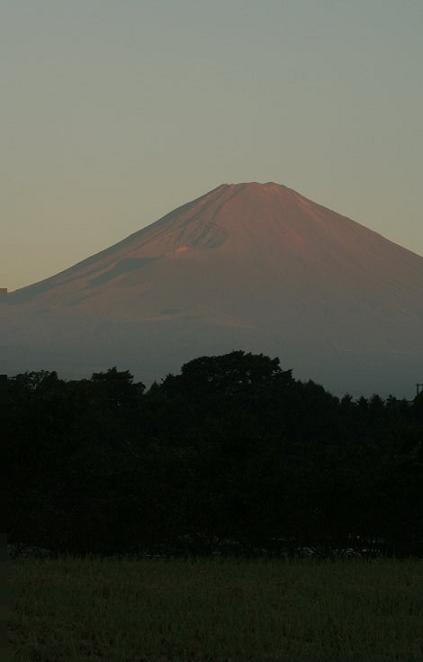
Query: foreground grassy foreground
7 556 423 661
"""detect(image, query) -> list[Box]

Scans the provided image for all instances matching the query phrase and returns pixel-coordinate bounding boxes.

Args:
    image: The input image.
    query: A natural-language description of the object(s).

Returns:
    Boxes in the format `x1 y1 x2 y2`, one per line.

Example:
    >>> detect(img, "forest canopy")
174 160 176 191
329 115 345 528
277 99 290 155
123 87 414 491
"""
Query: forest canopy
2 351 423 556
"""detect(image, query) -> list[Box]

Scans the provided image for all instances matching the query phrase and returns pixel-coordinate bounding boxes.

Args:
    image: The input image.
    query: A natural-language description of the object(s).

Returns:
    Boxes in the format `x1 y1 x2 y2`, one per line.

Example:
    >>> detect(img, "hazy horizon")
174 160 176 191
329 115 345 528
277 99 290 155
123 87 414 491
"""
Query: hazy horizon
1 1 423 291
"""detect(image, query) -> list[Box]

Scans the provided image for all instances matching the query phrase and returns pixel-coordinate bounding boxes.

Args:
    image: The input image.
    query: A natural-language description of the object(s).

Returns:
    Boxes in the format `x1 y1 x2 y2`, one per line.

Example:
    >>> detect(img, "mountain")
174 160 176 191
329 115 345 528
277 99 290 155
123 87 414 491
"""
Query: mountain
1 182 422 395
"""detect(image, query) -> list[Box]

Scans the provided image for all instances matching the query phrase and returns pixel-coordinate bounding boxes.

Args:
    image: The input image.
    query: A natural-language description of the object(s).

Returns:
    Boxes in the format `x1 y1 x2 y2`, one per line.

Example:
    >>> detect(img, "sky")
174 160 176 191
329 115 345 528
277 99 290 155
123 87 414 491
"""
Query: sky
1 0 422 291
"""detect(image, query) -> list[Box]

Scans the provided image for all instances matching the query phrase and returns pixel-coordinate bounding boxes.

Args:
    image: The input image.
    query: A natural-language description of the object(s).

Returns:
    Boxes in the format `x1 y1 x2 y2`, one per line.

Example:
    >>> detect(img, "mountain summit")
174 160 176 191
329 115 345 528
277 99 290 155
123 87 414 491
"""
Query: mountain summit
1 182 423 395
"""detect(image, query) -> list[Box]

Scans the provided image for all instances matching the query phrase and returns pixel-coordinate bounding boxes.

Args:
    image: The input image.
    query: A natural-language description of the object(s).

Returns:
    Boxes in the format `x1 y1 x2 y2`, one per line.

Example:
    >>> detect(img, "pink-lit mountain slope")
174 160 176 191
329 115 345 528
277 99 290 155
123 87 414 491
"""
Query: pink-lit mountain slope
1 182 422 395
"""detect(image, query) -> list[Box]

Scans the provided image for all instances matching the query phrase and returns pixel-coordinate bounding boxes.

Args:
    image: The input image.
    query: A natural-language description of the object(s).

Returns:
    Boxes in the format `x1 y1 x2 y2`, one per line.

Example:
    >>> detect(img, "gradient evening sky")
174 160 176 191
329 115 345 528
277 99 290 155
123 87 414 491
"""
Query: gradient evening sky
1 0 422 291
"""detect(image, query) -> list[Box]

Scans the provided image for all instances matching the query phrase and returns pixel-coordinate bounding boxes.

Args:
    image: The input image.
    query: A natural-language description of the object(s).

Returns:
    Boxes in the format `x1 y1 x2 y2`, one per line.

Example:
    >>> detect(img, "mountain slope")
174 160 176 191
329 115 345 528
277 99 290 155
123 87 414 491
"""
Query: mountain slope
1 182 422 395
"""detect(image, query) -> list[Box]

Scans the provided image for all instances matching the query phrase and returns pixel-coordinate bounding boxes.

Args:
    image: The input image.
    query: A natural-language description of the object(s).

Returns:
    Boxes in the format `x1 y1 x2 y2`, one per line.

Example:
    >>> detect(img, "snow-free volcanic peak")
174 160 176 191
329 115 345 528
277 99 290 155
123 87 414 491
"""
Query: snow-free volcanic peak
1 181 422 395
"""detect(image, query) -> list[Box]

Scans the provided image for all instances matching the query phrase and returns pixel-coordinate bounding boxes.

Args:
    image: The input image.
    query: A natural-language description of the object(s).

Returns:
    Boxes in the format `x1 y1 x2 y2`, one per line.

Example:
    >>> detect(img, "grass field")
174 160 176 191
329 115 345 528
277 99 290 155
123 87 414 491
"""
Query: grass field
6 556 423 661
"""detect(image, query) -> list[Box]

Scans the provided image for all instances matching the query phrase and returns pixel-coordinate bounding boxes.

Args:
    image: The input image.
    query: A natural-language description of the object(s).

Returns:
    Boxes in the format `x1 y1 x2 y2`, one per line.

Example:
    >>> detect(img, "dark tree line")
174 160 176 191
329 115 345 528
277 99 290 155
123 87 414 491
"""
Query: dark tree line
1 351 423 556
